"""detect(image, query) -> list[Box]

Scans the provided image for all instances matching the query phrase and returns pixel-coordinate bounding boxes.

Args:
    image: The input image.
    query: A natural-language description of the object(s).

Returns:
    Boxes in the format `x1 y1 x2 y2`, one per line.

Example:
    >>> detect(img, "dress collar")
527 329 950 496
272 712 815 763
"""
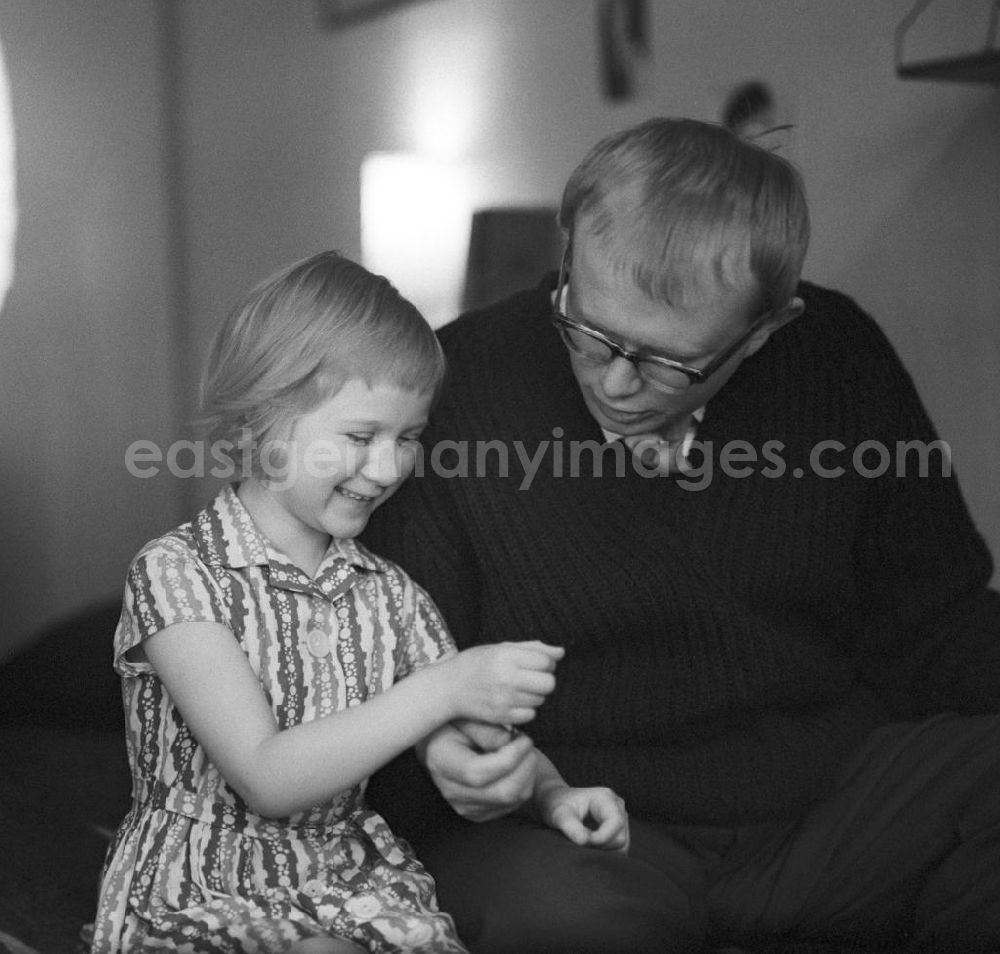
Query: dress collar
191 485 383 589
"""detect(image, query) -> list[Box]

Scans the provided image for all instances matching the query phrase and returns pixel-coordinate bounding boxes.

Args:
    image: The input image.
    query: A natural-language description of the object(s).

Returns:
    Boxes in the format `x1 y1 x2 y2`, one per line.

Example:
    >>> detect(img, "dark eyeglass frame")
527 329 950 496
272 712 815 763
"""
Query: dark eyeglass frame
551 249 772 393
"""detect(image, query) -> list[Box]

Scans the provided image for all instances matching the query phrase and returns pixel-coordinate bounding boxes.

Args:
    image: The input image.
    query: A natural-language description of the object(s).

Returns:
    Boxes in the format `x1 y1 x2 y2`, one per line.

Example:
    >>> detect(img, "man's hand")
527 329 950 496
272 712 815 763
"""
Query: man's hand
417 720 538 822
536 783 630 853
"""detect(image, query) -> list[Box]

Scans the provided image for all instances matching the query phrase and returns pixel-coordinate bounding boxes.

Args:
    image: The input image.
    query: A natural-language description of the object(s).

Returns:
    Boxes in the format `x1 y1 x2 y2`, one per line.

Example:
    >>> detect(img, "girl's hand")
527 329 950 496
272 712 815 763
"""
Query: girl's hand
441 641 564 726
536 783 630 853
455 718 521 753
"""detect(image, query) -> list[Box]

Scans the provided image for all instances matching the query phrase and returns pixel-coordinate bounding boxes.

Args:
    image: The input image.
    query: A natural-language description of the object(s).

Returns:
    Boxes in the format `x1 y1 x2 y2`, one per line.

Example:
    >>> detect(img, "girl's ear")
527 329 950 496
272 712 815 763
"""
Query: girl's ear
745 296 804 356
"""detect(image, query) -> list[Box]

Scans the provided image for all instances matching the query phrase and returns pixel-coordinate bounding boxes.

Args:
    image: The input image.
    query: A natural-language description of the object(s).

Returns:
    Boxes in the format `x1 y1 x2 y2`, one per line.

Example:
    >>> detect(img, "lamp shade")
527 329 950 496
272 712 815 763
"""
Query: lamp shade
462 206 563 313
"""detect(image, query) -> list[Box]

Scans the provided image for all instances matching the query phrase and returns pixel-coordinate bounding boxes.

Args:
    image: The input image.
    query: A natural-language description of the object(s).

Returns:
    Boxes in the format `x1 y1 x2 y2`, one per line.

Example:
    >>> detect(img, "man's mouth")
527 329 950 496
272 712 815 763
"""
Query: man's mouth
593 401 653 423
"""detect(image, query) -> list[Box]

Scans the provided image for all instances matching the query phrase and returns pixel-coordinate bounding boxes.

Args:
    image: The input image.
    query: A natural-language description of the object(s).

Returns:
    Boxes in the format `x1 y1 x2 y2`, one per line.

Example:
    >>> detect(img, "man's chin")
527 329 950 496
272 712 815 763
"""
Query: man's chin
589 405 699 442
589 403 666 435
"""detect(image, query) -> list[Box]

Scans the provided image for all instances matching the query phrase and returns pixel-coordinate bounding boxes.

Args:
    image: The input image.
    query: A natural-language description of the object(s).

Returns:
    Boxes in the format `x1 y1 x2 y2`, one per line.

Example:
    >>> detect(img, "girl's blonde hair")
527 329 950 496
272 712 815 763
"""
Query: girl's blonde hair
558 117 810 312
199 251 445 475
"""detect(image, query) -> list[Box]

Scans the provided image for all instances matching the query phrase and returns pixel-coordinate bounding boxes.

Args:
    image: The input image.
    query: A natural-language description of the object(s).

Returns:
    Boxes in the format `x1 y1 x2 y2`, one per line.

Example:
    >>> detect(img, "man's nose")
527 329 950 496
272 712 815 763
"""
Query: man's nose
599 356 645 398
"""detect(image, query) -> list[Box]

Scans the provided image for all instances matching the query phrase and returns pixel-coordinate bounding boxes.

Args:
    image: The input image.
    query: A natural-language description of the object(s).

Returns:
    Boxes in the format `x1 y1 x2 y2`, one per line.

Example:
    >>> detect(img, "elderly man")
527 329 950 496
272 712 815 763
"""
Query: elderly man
363 117 1000 954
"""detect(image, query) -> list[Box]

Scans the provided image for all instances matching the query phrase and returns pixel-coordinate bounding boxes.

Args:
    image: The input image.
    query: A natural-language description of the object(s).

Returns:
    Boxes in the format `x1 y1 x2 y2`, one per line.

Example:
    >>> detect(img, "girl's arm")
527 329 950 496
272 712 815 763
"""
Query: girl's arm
137 621 562 818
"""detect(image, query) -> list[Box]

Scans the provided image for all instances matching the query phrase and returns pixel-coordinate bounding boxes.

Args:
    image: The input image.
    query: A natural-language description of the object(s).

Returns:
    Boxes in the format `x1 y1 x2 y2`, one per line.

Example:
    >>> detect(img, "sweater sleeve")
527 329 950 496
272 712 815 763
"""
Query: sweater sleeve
362 447 482 652
361 444 483 842
362 303 516 652
829 291 1000 717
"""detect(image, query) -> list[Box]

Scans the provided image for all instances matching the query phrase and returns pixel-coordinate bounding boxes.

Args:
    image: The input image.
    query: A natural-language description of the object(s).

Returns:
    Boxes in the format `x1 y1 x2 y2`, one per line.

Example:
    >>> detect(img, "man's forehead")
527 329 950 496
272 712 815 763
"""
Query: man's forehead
572 224 759 313
567 258 760 364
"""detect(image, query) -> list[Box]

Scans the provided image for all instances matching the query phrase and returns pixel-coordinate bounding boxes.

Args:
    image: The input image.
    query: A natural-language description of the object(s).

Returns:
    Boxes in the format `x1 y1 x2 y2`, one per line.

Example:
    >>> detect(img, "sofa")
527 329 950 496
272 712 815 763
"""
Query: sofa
0 601 128 954
0 603 910 954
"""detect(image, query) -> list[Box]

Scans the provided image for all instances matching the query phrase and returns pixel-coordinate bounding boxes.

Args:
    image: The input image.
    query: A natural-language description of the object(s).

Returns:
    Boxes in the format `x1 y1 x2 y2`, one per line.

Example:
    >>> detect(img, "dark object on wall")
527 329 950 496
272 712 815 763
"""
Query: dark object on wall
722 80 774 133
462 207 564 313
895 0 1000 83
316 0 441 29
598 0 650 100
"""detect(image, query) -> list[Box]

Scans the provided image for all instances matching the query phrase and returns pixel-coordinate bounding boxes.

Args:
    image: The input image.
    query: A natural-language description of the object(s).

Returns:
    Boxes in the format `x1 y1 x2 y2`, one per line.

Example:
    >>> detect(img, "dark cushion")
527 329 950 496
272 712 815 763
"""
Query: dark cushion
0 601 122 731
0 725 129 953
0 601 129 952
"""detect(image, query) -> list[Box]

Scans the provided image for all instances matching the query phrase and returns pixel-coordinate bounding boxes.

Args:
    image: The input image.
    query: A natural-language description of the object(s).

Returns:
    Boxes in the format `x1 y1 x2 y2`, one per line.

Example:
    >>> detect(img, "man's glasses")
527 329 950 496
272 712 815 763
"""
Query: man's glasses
551 251 770 394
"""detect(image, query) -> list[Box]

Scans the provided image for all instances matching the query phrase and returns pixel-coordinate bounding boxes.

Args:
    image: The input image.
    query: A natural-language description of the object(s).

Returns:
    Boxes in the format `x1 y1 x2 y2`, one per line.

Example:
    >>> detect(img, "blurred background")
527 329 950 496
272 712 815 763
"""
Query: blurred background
0 0 998 661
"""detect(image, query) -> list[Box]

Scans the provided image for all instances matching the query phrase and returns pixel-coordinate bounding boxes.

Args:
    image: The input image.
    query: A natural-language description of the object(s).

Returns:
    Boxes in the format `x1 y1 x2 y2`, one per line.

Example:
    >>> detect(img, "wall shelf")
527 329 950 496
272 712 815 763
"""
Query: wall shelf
897 49 1000 83
895 0 1000 85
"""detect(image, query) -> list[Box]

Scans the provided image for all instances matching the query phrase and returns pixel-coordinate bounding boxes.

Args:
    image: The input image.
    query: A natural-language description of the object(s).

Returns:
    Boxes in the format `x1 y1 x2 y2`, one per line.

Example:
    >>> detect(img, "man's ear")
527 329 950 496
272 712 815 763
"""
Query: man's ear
775 296 805 327
745 296 804 356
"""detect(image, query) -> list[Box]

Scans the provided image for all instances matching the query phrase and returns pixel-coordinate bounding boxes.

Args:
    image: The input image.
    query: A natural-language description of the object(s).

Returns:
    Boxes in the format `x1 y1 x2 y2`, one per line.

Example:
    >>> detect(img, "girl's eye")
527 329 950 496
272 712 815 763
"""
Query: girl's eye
346 433 374 446
397 434 423 447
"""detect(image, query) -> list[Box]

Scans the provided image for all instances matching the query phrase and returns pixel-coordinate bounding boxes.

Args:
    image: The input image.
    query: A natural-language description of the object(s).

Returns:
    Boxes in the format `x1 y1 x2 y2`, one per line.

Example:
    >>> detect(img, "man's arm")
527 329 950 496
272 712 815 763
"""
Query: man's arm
416 722 539 822
850 433 1000 717
816 286 1000 717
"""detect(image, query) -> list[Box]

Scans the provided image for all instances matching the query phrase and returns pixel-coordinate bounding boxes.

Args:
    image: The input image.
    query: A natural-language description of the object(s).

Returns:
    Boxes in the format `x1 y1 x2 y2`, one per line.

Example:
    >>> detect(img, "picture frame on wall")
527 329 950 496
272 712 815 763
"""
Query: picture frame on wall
316 0 440 29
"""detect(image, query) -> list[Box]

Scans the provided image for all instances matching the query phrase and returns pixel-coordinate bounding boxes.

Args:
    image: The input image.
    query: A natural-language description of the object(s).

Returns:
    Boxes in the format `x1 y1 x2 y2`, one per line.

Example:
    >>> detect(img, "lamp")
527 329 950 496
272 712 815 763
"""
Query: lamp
360 152 472 328
0 34 16 314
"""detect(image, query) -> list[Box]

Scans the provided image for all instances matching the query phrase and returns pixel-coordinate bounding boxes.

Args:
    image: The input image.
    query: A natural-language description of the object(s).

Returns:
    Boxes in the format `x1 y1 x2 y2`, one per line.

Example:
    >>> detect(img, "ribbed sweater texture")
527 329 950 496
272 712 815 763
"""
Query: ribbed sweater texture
364 277 1000 826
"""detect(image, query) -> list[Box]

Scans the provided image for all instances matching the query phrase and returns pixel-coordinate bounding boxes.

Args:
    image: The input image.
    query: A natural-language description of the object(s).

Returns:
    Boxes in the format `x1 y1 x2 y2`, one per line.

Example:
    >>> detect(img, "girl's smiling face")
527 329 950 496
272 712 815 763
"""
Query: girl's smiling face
239 378 432 574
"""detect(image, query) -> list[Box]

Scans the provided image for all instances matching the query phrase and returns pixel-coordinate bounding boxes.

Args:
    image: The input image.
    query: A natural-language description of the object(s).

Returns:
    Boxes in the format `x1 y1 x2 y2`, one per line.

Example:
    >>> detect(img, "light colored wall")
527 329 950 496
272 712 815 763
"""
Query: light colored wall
1 0 997 658
0 0 183 658
177 0 1000 574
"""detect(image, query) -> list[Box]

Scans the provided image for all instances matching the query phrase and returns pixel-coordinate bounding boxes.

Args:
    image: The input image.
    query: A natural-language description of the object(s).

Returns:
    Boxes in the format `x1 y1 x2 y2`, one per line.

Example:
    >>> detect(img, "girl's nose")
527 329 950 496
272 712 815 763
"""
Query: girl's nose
361 440 405 486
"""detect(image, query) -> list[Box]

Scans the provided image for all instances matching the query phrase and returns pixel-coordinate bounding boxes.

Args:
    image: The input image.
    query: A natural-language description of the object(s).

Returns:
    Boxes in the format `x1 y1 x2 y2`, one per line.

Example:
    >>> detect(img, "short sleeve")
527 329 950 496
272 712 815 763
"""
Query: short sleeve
393 573 457 681
115 536 230 678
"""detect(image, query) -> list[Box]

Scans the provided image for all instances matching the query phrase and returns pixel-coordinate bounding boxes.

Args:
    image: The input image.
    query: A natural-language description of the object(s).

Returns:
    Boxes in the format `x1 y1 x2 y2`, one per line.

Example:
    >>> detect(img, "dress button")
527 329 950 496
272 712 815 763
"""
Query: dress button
302 878 326 900
305 628 330 658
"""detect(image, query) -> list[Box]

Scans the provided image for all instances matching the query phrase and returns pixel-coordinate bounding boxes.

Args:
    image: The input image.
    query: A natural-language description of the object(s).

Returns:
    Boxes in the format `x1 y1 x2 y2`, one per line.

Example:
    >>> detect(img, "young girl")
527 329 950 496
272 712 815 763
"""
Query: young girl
91 252 628 954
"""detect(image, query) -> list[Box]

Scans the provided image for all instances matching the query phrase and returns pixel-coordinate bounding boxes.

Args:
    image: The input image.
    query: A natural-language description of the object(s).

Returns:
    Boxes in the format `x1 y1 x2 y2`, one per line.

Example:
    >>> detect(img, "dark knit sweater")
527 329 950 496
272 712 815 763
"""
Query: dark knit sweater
364 276 1000 827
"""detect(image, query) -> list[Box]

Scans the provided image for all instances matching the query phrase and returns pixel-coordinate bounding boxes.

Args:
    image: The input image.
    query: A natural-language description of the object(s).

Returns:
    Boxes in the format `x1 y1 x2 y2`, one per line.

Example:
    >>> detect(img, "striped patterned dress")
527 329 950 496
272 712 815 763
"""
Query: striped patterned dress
91 486 467 953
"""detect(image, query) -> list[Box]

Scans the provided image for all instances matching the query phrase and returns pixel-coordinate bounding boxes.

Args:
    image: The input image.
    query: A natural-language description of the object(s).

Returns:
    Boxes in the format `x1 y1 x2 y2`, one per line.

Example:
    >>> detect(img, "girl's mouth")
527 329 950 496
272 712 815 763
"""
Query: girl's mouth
337 487 377 503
